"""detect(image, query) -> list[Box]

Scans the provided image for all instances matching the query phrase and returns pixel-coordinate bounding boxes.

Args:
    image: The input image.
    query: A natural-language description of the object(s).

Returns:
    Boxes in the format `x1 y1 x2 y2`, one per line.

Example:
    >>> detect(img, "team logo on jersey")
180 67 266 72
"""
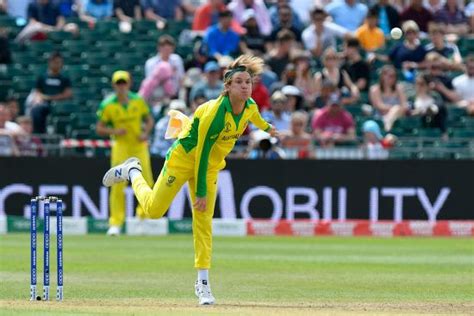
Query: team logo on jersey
224 122 232 132
166 176 176 186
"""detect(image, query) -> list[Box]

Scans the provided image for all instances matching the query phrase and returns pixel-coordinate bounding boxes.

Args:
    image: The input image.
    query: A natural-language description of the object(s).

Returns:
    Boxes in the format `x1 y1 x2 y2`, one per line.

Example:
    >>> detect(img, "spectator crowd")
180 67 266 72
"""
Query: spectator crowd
0 0 473 159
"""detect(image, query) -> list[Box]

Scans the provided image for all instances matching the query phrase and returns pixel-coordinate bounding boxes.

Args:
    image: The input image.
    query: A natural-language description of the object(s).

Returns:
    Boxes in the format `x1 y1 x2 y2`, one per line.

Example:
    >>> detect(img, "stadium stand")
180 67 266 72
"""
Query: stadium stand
0 1 473 159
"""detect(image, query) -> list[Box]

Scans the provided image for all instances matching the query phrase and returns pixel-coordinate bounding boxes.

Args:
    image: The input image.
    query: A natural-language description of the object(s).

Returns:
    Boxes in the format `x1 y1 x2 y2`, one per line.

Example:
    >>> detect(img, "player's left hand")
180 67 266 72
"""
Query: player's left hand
194 197 207 212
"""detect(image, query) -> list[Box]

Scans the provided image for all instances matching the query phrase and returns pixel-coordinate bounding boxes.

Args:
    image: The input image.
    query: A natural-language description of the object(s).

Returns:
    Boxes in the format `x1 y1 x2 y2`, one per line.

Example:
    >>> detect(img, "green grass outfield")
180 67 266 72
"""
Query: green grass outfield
0 235 473 315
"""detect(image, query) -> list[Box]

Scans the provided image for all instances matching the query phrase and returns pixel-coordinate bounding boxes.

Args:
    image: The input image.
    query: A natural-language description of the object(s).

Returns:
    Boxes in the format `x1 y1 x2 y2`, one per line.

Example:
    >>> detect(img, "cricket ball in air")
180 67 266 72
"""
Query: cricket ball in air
390 27 403 40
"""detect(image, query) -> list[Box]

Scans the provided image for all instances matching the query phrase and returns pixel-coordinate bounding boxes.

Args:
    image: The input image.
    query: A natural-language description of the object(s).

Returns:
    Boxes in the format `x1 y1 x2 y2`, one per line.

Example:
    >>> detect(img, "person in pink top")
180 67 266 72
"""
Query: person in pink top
312 86 356 147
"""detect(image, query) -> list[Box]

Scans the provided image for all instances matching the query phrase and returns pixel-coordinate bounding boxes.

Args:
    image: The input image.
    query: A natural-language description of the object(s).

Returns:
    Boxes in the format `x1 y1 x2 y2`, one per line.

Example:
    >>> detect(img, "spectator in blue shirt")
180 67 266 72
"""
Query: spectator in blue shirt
203 10 240 59
80 0 113 24
141 0 183 28
326 0 368 32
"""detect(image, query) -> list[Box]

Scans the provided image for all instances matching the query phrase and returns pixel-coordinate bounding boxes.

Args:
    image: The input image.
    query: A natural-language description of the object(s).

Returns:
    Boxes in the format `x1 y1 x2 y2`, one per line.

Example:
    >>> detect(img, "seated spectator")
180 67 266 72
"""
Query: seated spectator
411 74 447 136
15 115 44 156
370 0 400 36
466 1 474 32
302 8 347 60
269 62 296 94
80 0 113 24
400 0 433 33
251 74 270 112
142 0 183 28
434 0 469 35
262 90 291 132
203 9 240 59
228 0 272 36
247 129 285 159
369 65 408 131
269 3 302 42
16 0 78 43
189 61 223 102
139 61 178 108
293 51 318 107
5 0 33 19
239 8 267 56
269 0 304 35
388 20 427 70
452 55 474 115
5 96 20 122
192 0 244 35
355 7 385 52
0 0 6 15
361 120 389 159
53 0 78 18
145 35 184 92
0 103 23 134
424 0 444 14
341 36 370 92
281 85 304 111
0 103 21 156
425 23 463 71
325 0 368 32
312 91 356 147
114 0 142 23
27 52 72 134
280 111 312 158
266 29 295 78
314 48 360 106
424 52 459 103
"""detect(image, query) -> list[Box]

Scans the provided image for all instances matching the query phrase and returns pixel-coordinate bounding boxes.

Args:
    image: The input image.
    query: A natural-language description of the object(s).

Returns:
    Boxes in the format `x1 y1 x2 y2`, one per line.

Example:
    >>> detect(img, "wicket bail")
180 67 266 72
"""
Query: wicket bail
30 196 63 301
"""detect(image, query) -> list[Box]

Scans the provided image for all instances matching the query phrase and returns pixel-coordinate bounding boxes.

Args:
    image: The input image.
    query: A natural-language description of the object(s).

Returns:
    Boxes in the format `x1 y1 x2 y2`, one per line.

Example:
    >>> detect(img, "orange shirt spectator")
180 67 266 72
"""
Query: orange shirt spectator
355 8 385 52
192 0 245 34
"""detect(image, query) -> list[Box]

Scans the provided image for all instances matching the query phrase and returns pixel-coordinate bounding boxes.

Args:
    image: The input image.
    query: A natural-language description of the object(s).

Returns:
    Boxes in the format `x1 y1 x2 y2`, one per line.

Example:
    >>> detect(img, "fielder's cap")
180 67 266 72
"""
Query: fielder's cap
204 61 220 73
242 8 256 22
362 120 383 140
112 70 130 83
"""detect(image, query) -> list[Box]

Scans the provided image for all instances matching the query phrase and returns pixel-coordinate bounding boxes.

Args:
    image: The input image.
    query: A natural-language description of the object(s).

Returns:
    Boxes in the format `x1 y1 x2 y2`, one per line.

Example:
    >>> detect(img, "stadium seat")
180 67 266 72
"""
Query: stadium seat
48 116 71 135
48 31 75 43
417 151 452 159
12 76 36 93
132 20 156 32
0 16 17 28
70 113 97 130
389 149 414 159
26 41 54 53
450 129 474 138
96 40 125 52
394 116 422 132
50 102 82 117
414 128 442 138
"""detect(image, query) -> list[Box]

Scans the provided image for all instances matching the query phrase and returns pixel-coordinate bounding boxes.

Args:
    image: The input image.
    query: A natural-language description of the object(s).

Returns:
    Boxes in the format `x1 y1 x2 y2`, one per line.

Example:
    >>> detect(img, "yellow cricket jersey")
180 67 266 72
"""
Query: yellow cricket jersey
168 95 272 198
97 92 150 146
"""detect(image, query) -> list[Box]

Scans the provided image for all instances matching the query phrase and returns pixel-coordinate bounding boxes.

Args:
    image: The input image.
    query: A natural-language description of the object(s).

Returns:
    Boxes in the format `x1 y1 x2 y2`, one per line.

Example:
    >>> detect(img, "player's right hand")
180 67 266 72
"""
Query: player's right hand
194 197 207 212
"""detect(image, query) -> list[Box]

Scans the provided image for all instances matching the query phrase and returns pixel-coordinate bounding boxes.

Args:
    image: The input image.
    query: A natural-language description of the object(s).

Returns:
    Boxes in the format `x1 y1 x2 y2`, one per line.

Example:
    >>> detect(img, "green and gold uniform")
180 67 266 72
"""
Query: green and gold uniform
97 92 154 228
131 95 271 269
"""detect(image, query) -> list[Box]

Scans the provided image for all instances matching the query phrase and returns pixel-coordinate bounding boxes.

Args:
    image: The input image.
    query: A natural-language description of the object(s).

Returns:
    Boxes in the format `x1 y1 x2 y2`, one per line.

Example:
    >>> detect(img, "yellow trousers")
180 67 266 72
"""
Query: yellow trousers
109 142 154 227
131 146 218 269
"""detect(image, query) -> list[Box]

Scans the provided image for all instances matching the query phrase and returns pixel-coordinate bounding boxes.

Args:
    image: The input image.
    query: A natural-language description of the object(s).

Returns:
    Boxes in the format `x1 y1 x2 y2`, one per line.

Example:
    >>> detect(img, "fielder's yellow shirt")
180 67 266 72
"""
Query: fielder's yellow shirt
97 92 150 146
168 95 271 198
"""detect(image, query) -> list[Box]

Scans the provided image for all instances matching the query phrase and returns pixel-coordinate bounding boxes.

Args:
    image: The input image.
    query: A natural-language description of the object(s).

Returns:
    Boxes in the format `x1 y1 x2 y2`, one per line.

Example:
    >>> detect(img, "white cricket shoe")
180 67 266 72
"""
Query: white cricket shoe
102 157 142 187
195 280 215 305
106 225 121 236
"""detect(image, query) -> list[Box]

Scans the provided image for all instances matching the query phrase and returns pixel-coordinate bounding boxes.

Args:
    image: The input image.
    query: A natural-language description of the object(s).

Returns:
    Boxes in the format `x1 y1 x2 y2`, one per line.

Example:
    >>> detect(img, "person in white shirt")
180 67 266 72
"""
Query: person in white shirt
144 35 185 92
302 7 348 59
452 55 474 115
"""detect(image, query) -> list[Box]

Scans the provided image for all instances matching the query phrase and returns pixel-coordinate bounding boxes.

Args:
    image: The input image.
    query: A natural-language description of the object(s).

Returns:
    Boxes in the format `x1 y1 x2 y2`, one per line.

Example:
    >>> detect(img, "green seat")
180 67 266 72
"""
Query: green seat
63 40 92 55
394 116 421 131
26 41 54 53
415 128 442 138
130 41 156 55
70 113 97 130
0 16 17 28
12 76 36 92
48 31 75 43
82 76 110 90
132 20 157 32
451 129 474 138
50 102 81 117
389 149 414 159
96 40 125 52
94 20 119 33
417 151 452 159
64 64 90 81
345 105 363 117
48 116 71 135
28 64 47 76
12 52 42 65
